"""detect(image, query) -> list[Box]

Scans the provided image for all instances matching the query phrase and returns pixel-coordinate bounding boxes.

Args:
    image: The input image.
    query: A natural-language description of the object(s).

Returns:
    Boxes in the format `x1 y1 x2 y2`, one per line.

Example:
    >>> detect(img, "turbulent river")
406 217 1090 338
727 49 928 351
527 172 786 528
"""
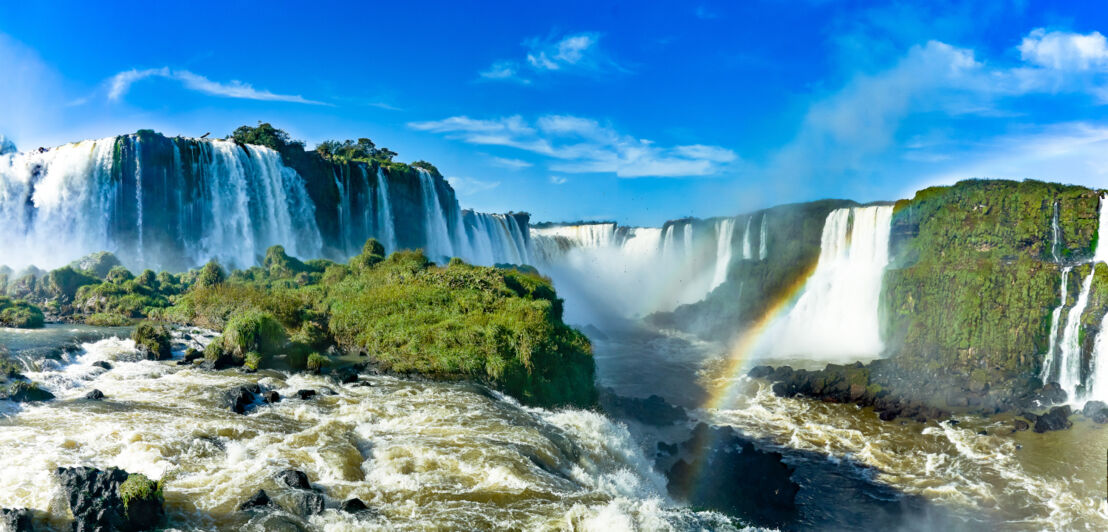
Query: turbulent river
0 326 734 531
4 324 1108 531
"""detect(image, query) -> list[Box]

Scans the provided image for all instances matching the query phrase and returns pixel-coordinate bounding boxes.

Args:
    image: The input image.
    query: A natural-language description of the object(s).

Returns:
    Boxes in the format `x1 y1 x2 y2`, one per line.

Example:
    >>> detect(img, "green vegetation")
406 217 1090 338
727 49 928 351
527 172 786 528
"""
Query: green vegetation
132 322 172 360
0 296 45 328
315 137 398 164
118 473 163 510
4 240 594 407
228 122 304 153
883 179 1101 382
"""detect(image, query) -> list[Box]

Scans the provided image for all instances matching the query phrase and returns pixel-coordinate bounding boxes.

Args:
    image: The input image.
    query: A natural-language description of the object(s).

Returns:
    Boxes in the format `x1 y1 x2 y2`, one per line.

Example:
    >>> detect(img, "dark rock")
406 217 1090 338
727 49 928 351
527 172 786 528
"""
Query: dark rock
92 361 112 370
295 389 317 400
331 366 360 384
656 441 678 457
1081 400 1108 423
238 490 274 511
1012 419 1030 432
288 490 325 516
748 365 775 379
1039 382 1068 405
977 430 988 436
0 508 33 532
253 514 306 532
1033 406 1072 433
3 381 54 403
667 423 798 529
84 389 105 400
261 391 281 404
55 466 164 531
182 348 203 363
276 469 312 490
340 498 370 514
598 389 688 426
225 385 261 414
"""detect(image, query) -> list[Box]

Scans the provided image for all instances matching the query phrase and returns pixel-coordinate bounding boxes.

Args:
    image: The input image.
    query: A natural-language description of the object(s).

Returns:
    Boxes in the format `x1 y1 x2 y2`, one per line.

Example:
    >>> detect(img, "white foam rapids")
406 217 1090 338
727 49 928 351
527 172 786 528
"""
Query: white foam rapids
0 334 737 531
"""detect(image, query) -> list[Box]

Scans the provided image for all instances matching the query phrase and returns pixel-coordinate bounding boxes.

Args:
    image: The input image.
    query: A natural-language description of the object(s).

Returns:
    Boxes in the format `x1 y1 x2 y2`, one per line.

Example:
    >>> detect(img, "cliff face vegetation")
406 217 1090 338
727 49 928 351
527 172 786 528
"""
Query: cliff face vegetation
882 180 1102 386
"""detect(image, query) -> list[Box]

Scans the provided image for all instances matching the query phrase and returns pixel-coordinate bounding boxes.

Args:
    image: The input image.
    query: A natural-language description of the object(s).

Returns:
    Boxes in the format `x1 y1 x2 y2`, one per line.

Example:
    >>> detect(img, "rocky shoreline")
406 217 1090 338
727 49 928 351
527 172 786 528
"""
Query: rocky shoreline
748 359 1108 432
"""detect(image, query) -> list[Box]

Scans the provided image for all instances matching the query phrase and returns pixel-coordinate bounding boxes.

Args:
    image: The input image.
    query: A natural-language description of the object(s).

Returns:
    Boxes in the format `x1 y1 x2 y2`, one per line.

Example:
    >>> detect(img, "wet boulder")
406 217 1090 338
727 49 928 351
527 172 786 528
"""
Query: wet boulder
598 389 688 426
1012 419 1030 432
276 469 312 491
1033 406 1072 433
295 389 317 400
84 389 105 401
1082 401 1108 423
1 381 54 403
340 498 369 514
261 390 281 404
288 491 325 516
55 466 164 531
0 508 33 531
667 423 798 529
238 490 275 512
330 365 361 384
92 361 112 371
225 384 261 414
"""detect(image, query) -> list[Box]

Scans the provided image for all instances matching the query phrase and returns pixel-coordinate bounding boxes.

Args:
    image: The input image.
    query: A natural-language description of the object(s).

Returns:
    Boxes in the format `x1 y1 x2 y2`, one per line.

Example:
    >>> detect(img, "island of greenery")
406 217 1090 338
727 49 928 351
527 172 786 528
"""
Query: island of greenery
0 240 596 409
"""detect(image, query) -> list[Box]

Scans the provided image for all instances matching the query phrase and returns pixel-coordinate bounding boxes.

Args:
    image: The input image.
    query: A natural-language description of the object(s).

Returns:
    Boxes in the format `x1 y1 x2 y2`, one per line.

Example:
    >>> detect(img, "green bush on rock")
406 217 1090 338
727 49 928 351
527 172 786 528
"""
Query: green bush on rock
0 296 45 328
222 310 287 361
132 322 172 360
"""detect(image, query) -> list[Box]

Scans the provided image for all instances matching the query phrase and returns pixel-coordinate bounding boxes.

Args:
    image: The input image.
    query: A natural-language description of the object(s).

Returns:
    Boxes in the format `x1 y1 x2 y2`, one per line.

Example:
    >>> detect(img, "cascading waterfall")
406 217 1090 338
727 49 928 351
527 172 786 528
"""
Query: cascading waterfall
765 205 894 361
0 135 532 273
530 214 764 322
711 218 736 289
759 214 768 260
0 136 324 272
742 217 753 260
416 168 456 261
374 167 397 252
1041 194 1108 403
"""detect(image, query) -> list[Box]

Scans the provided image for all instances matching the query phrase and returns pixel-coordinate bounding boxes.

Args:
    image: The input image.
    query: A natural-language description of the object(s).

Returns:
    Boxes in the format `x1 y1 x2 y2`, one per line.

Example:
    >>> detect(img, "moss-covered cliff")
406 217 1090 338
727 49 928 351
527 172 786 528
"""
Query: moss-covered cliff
882 180 1102 387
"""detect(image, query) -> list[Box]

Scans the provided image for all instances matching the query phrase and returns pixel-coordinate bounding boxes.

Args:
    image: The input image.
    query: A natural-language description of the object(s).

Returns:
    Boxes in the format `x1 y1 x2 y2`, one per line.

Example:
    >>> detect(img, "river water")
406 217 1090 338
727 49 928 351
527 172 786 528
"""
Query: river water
0 326 736 531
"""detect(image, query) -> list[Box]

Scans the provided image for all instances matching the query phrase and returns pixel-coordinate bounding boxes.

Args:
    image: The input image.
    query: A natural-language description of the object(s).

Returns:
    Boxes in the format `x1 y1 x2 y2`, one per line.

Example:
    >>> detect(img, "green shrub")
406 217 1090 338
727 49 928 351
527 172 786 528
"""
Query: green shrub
85 313 131 326
105 266 134 284
222 310 286 360
0 297 45 328
196 260 226 288
119 473 163 509
132 322 172 360
243 351 263 371
306 352 330 373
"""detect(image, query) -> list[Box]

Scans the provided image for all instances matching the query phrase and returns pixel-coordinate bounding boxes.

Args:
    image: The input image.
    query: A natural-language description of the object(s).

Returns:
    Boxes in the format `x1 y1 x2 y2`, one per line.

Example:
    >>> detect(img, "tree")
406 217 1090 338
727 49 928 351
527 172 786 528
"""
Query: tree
229 122 304 152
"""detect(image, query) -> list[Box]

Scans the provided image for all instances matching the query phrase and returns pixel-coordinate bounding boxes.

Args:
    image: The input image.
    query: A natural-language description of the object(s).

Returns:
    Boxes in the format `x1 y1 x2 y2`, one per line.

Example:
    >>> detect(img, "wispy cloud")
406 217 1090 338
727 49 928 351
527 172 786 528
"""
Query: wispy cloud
489 156 533 169
1019 28 1108 71
107 67 328 105
411 114 737 178
447 176 501 195
550 175 568 185
479 31 626 84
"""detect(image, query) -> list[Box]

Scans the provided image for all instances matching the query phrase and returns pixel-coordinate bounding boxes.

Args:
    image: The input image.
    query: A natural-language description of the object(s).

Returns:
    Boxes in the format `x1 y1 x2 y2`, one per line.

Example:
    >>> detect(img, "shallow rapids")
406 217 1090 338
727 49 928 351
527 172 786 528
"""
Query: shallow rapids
705 377 1108 531
0 328 735 531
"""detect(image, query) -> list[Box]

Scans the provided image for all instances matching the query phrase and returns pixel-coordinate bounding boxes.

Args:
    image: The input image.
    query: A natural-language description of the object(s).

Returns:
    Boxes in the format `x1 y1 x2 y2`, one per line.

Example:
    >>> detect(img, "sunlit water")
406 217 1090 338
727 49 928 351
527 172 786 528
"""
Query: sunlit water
0 327 737 531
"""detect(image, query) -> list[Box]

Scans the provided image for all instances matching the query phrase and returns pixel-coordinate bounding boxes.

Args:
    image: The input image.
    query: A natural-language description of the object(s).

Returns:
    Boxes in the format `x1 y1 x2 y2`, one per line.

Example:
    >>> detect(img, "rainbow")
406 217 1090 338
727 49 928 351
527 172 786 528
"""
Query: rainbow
702 260 817 412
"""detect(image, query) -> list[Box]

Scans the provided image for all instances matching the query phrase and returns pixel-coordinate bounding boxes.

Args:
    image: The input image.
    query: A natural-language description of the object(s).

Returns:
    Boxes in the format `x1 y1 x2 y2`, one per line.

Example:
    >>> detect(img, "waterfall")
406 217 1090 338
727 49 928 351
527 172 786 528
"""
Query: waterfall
1069 194 1108 402
741 217 753 260
759 214 768 260
0 136 323 271
1040 194 1108 403
710 218 736 289
374 167 397 252
1041 267 1071 383
416 168 455 260
767 205 894 361
462 212 531 266
1051 202 1061 262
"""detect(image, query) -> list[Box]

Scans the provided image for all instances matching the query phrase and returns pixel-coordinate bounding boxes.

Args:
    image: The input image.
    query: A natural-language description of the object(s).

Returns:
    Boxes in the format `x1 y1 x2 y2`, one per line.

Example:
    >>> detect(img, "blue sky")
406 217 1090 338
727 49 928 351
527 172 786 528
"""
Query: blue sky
3 0 1108 225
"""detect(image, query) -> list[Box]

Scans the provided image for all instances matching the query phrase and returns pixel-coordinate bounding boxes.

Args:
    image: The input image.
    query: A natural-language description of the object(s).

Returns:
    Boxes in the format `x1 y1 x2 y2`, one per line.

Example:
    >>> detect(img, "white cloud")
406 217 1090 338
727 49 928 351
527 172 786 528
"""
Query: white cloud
411 114 738 178
107 67 327 105
479 31 624 83
1019 28 1108 71
489 156 532 169
550 176 568 185
447 176 501 195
